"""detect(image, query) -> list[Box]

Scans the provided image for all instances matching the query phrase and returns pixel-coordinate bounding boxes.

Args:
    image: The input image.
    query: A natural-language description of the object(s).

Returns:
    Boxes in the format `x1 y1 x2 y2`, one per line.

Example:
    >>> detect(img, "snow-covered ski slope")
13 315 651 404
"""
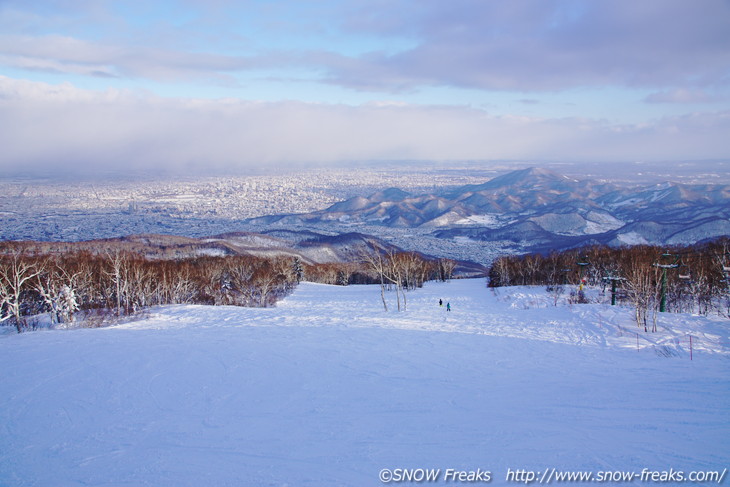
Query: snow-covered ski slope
1 279 728 486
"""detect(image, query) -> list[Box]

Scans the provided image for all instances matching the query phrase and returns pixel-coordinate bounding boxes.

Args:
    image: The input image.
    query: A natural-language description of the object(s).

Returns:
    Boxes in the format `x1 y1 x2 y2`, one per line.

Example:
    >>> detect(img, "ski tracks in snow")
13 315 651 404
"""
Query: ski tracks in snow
121 280 729 357
1 279 729 486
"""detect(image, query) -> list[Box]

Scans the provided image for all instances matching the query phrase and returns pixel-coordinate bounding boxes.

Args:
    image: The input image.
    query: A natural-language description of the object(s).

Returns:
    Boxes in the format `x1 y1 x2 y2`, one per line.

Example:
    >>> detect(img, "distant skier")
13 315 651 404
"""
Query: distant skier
439 299 443 307
446 302 451 312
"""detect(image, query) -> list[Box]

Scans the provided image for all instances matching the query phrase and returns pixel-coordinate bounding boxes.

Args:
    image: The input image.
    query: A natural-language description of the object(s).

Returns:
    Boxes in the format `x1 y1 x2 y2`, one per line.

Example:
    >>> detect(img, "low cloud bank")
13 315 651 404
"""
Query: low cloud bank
1 77 728 176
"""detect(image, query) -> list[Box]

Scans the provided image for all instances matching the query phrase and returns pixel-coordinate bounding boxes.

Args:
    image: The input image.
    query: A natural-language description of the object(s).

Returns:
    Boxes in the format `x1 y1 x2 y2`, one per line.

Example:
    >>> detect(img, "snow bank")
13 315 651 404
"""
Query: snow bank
0 279 728 486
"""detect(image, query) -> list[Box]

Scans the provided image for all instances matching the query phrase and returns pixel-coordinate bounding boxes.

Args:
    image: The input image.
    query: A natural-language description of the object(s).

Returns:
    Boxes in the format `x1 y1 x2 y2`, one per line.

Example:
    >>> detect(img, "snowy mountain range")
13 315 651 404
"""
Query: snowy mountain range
248 167 730 253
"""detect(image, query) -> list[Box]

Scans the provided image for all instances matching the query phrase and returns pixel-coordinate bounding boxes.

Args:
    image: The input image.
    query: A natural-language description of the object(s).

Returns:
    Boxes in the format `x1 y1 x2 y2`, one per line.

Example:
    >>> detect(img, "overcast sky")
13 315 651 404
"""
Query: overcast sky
1 0 729 175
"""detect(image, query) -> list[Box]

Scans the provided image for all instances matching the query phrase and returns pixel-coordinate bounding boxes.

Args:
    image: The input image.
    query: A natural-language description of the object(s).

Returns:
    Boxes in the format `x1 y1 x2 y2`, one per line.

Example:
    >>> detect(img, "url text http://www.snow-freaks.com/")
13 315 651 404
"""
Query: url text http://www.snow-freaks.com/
378 466 728 484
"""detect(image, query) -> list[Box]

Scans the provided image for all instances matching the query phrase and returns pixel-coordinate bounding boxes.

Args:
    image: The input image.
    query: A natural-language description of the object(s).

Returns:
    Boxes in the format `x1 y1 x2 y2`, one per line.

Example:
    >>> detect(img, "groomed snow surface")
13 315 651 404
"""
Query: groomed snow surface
1 279 728 487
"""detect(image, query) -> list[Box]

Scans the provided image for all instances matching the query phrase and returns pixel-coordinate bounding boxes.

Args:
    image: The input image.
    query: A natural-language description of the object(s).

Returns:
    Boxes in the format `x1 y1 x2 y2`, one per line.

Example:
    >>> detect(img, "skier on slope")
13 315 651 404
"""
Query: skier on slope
446 302 451 312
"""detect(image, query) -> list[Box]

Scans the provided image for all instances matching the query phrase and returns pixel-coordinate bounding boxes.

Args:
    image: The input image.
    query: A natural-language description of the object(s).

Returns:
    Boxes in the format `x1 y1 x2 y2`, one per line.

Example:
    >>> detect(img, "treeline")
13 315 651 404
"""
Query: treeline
1 246 455 332
488 238 730 328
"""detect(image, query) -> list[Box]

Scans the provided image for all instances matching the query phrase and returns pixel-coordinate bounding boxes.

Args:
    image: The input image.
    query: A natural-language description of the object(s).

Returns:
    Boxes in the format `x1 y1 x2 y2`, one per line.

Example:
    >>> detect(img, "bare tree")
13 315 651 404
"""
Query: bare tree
128 257 153 312
201 258 231 305
622 259 659 332
104 250 134 316
360 248 390 312
488 257 511 287
384 250 406 311
170 261 196 304
227 257 256 305
438 258 457 282
251 264 282 308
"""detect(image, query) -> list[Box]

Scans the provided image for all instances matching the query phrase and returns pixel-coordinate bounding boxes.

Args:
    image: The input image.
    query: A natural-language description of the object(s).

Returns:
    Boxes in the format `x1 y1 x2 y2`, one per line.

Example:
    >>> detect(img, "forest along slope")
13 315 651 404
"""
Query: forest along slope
0 279 728 487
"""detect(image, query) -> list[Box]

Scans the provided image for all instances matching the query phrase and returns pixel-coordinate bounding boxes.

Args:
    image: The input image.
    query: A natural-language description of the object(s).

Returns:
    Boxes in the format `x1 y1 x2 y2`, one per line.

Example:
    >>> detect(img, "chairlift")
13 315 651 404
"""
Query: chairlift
602 275 625 281
656 252 681 312
678 264 691 280
654 251 679 269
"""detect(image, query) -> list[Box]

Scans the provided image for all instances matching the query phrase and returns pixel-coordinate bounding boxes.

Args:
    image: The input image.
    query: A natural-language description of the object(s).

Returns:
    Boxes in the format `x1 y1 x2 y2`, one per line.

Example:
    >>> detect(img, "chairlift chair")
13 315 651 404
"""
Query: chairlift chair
678 264 691 280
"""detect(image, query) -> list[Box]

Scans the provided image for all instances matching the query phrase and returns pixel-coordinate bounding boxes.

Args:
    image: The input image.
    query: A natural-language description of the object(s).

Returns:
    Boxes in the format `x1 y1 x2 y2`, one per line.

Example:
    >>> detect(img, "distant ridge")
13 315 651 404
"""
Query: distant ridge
247 167 730 252
1 230 487 276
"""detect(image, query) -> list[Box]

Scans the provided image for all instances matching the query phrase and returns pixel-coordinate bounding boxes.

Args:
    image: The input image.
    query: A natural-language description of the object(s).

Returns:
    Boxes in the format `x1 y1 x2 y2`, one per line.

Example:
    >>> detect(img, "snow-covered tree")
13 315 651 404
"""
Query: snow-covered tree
35 260 82 325
57 284 79 324
0 253 43 332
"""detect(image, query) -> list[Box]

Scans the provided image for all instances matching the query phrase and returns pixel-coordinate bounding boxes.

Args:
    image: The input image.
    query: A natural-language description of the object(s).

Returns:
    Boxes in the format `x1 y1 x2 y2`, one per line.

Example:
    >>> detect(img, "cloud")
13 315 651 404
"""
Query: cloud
323 0 730 93
2 0 729 95
644 89 722 104
1 77 728 176
0 34 268 82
